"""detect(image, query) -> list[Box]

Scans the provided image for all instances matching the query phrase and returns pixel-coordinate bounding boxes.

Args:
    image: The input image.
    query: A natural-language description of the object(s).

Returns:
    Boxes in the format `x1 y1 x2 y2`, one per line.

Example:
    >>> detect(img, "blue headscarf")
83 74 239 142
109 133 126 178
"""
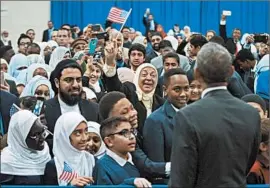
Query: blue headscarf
20 75 54 99
8 54 29 79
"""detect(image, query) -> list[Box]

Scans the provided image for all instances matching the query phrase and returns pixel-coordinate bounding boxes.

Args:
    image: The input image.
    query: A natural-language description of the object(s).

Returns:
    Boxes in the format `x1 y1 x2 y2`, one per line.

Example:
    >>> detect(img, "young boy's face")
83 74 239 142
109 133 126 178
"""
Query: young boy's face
106 121 136 154
247 102 267 119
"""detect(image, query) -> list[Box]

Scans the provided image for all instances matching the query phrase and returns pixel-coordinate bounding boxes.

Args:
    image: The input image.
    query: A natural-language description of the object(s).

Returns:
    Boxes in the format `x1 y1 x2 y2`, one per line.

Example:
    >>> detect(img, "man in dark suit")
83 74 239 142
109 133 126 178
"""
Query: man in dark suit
143 68 190 183
142 9 158 37
219 14 242 55
169 42 261 188
42 21 55 42
44 59 99 154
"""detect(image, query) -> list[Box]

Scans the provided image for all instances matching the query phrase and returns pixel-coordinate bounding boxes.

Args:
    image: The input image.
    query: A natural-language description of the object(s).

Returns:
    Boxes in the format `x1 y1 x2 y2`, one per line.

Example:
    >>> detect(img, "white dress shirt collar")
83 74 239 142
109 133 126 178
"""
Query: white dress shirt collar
106 149 134 167
58 95 80 114
201 86 227 99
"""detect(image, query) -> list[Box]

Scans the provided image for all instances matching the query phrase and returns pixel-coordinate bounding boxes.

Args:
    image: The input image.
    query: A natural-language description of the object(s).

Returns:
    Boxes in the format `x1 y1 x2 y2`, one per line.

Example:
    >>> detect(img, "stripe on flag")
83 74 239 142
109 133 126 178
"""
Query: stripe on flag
107 7 129 24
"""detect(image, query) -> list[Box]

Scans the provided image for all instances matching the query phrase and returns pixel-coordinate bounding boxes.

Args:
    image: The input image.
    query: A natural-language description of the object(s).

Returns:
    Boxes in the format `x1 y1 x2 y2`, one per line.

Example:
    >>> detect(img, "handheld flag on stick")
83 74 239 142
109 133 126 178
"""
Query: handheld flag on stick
107 7 131 24
59 162 78 183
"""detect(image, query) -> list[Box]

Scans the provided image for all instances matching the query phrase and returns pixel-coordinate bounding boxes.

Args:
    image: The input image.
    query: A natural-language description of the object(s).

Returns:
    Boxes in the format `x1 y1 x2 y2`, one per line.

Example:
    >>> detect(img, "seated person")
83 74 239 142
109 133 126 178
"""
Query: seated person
86 121 107 159
43 112 95 186
247 118 269 184
93 116 152 188
0 110 51 185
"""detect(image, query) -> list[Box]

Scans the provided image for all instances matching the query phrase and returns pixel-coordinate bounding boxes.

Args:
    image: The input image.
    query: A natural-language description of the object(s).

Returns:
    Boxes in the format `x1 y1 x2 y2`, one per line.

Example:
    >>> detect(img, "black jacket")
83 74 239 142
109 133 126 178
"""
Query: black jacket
169 89 261 188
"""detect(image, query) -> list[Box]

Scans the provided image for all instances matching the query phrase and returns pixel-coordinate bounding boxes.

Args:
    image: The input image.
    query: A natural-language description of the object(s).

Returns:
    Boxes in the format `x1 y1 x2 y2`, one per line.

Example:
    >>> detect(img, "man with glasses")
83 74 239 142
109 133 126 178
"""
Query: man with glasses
44 59 99 156
17 34 31 55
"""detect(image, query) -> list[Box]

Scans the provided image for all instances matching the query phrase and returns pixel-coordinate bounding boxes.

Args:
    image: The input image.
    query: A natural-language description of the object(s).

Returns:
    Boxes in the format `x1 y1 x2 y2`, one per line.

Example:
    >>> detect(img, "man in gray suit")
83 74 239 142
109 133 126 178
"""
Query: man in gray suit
169 42 261 188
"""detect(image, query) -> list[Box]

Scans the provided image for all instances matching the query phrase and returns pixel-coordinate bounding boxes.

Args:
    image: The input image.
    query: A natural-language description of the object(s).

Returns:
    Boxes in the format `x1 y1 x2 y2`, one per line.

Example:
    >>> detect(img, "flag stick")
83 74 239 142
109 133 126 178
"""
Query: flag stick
116 8 132 39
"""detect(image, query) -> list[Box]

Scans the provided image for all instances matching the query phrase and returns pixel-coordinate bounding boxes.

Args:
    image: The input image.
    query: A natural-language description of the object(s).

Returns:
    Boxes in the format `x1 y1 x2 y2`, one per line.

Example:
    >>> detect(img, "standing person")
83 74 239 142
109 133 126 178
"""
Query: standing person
142 8 158 37
42 21 55 42
169 42 261 188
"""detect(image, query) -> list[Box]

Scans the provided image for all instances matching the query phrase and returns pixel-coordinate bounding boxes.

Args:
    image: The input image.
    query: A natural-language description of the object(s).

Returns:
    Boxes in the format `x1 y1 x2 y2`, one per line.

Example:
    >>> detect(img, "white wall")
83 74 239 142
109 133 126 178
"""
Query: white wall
1 1 50 51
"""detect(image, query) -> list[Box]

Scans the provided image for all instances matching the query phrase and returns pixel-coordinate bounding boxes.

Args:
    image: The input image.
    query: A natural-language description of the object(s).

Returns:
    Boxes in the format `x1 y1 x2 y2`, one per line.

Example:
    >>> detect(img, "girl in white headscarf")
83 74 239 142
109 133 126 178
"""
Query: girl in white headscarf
45 112 95 186
27 54 45 65
86 121 107 159
20 75 54 100
1 110 51 185
26 63 51 84
49 47 70 70
8 54 29 79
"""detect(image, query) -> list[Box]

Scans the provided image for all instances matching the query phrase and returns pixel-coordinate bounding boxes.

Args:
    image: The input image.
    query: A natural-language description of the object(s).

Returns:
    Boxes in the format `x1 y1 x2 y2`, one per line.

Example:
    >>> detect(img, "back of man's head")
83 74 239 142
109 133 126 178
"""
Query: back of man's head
190 34 208 48
196 42 232 84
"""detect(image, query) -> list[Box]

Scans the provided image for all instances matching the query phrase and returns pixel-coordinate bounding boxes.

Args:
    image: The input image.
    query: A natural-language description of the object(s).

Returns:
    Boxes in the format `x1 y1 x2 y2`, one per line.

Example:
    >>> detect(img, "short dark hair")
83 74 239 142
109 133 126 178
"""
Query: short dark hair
235 49 255 62
17 34 31 46
162 52 179 65
159 40 172 50
151 32 162 39
100 116 130 140
99 91 127 120
61 24 71 29
26 29 35 34
0 46 12 58
209 36 226 47
128 43 146 59
58 28 69 34
206 30 216 36
121 26 130 32
196 42 232 84
163 68 186 86
190 34 208 48
241 94 267 113
27 43 41 54
261 118 270 144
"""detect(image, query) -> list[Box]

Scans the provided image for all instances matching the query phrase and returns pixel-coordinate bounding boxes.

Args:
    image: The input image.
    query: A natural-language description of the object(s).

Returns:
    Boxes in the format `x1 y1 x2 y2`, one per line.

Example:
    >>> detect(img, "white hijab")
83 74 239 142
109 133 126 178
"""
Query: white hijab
49 46 70 70
27 54 45 65
87 121 107 159
53 112 95 185
26 63 51 84
83 87 97 100
1 110 51 176
133 63 158 115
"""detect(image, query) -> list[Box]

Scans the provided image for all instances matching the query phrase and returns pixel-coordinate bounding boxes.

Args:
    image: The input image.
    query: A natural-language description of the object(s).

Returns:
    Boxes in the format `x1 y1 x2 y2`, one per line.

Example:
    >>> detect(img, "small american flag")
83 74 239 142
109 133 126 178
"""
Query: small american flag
59 162 78 182
107 7 129 24
9 103 20 117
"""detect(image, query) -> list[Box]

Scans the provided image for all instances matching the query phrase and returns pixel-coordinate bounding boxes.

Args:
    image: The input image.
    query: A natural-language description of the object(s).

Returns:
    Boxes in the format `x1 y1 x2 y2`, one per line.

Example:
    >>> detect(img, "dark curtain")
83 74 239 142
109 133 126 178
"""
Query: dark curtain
51 1 269 35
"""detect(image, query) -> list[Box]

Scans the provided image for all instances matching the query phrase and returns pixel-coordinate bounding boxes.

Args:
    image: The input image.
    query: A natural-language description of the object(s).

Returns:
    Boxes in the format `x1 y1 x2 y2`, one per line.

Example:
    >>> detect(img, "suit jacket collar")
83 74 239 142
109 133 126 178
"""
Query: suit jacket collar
163 100 176 119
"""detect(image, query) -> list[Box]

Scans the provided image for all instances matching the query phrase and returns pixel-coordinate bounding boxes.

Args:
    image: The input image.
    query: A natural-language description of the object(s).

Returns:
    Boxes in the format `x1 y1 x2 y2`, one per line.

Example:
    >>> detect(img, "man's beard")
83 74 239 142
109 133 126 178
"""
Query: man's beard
153 43 160 51
59 89 82 106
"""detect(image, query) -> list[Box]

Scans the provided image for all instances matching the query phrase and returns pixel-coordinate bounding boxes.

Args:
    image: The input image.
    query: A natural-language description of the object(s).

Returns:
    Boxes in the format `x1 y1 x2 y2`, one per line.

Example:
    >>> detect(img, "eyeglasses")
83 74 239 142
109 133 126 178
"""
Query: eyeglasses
108 128 137 138
19 42 31 46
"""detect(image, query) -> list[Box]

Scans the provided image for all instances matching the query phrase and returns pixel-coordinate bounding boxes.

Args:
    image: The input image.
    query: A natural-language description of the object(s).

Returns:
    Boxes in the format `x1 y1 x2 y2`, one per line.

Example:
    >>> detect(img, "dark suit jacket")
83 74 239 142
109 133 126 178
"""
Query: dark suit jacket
142 16 158 36
169 89 261 188
0 174 42 185
0 90 20 133
43 159 58 185
103 73 164 136
146 50 159 63
143 100 176 162
44 97 99 155
42 30 49 42
6 79 19 97
227 71 252 98
219 23 238 55
0 40 12 47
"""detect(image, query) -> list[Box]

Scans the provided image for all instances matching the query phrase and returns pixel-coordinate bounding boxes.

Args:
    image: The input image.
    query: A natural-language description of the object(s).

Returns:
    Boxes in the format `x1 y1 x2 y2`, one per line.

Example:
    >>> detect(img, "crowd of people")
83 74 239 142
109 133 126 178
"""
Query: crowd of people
0 9 269 187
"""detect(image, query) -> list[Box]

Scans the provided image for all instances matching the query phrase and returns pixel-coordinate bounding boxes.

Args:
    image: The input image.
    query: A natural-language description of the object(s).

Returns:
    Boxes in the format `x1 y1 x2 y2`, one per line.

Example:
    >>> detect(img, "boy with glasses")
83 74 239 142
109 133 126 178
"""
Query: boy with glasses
93 116 151 188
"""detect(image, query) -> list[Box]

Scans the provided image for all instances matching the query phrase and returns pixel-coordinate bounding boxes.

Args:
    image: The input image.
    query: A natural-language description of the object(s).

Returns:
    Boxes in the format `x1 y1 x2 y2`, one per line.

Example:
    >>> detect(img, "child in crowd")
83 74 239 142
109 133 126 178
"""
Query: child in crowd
247 118 269 184
93 116 152 188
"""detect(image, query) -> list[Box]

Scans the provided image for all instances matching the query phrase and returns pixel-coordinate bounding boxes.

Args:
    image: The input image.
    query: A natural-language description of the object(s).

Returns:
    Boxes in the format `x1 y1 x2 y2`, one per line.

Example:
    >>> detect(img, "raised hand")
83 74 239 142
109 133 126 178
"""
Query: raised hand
104 39 118 66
